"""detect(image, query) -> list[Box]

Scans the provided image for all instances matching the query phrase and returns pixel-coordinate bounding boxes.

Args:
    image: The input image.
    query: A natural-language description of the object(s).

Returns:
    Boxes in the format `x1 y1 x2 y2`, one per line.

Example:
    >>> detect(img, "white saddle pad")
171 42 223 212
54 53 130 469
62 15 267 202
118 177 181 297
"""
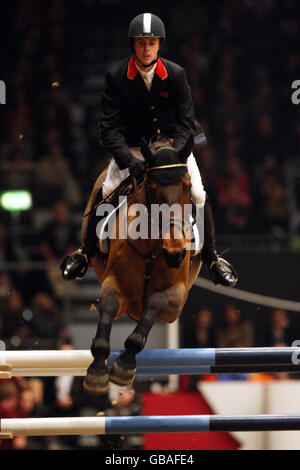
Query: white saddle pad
98 198 127 254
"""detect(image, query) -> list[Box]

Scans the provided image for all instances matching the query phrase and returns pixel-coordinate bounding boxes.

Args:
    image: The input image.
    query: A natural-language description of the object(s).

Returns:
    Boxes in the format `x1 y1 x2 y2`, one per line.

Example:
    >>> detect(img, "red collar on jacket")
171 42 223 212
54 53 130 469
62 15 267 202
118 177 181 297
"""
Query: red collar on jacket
127 57 168 81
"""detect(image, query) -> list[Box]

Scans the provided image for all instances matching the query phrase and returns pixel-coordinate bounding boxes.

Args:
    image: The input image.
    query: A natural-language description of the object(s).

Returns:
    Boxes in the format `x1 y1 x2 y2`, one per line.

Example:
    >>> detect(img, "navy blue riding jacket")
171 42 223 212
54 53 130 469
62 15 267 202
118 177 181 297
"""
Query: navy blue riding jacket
97 56 206 169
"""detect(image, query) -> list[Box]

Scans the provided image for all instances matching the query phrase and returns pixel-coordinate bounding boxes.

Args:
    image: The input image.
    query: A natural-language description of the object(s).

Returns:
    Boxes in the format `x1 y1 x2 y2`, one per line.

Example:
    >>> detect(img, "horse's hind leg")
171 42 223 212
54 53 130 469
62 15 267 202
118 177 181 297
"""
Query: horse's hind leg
84 282 119 395
110 292 168 386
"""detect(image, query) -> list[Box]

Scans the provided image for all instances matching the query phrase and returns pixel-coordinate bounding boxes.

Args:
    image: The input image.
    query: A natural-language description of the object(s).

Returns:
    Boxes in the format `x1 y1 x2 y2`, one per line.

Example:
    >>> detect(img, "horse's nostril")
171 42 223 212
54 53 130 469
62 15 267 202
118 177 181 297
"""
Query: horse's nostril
180 248 186 262
163 248 186 268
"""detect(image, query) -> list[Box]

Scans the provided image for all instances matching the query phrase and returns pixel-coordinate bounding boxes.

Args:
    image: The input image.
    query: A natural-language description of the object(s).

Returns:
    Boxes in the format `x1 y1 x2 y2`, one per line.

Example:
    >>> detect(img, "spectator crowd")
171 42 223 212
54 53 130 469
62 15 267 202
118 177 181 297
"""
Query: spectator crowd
0 0 298 308
1 0 299 236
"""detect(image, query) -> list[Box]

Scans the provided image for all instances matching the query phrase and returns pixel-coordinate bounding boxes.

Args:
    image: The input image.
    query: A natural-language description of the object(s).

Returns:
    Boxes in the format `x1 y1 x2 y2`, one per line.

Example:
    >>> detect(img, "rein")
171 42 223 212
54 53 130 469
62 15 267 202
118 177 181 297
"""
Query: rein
84 164 187 217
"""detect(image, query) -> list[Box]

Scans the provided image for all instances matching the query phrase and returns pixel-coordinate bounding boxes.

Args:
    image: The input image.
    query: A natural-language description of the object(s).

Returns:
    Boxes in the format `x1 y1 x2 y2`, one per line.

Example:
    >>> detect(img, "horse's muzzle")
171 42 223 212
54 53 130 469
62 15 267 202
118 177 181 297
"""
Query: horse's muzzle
162 248 186 269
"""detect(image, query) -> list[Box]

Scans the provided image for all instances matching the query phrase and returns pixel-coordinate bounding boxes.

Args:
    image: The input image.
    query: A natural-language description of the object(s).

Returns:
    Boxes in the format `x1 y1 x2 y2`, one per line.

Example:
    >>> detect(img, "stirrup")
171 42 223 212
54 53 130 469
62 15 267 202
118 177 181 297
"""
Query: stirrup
60 250 89 281
209 256 238 287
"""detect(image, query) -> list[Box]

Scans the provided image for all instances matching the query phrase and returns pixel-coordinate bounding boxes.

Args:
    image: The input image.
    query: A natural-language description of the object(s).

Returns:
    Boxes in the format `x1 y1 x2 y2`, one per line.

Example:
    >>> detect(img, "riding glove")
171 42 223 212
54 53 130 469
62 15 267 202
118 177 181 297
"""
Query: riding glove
128 155 146 179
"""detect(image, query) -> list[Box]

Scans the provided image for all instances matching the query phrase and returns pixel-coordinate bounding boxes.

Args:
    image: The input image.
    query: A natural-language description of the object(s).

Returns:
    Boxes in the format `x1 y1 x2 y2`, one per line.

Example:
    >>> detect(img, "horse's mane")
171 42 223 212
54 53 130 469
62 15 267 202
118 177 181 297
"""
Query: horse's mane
148 136 188 185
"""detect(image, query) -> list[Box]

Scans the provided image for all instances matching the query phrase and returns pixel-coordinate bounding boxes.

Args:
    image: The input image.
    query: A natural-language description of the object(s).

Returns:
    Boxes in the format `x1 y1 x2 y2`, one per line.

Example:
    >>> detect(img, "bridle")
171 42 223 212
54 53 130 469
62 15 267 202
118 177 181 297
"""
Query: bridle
127 161 190 301
146 161 190 235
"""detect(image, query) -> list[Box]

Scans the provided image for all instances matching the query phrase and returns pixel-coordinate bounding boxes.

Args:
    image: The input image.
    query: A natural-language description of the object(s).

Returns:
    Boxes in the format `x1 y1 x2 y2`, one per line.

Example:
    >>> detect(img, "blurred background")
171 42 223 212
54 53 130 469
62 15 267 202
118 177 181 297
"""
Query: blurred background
0 0 300 450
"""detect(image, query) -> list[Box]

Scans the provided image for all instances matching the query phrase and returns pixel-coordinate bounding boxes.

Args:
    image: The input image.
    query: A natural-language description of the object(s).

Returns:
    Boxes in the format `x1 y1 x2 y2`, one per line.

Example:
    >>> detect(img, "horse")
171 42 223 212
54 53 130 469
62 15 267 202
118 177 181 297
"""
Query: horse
83 134 203 394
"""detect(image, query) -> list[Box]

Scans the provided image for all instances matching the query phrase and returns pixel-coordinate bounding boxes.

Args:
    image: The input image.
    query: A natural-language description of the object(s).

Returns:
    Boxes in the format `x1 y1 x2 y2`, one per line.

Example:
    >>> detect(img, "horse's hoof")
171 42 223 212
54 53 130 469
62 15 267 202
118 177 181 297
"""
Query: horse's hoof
110 358 136 387
83 368 109 395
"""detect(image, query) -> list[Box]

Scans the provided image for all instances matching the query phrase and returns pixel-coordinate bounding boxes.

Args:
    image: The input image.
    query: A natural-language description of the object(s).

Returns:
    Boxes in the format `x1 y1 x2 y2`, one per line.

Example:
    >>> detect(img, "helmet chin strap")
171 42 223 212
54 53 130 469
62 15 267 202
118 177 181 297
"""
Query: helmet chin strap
135 55 159 69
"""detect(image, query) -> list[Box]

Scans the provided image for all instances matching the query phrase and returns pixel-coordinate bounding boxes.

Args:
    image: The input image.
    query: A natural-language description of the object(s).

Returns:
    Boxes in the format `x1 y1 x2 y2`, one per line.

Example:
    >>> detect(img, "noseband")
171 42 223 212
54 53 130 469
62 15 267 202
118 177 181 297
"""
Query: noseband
146 163 188 172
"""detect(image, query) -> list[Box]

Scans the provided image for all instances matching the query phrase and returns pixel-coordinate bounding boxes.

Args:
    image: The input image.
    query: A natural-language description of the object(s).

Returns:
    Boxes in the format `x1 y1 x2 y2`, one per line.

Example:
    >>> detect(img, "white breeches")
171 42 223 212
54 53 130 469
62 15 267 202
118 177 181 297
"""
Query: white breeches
102 147 207 208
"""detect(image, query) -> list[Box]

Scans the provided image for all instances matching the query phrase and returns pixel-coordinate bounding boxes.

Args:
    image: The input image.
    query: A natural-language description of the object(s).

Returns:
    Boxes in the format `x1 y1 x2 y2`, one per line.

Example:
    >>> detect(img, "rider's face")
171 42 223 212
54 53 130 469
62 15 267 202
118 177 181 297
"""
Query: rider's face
134 37 160 69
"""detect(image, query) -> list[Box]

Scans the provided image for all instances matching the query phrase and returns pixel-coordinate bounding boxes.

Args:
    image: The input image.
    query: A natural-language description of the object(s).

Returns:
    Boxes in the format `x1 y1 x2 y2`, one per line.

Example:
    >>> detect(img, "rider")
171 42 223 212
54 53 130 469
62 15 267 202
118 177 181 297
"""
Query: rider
61 13 237 287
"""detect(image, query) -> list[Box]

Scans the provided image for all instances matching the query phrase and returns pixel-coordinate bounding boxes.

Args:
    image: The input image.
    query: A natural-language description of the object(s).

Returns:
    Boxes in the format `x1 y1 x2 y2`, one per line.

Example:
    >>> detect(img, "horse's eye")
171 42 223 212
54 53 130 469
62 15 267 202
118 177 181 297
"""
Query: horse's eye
185 184 192 192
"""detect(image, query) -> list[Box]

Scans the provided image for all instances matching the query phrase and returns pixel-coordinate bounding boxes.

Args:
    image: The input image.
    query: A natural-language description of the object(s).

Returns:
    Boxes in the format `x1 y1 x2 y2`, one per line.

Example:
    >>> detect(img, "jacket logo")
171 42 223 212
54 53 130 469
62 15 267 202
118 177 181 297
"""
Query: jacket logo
160 91 169 98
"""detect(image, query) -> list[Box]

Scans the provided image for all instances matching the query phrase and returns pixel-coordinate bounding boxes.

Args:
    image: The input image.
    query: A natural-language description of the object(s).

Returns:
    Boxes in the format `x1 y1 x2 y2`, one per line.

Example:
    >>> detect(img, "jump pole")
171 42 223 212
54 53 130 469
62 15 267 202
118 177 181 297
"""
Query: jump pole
1 415 300 438
1 347 299 367
1 364 300 379
1 348 300 378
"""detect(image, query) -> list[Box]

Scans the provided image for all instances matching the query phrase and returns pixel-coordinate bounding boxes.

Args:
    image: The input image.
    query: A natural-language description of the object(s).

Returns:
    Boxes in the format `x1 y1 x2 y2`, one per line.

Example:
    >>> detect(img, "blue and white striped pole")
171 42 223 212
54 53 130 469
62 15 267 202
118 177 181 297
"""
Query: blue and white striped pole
1 348 299 368
2 414 300 438
109 347 300 367
1 348 300 379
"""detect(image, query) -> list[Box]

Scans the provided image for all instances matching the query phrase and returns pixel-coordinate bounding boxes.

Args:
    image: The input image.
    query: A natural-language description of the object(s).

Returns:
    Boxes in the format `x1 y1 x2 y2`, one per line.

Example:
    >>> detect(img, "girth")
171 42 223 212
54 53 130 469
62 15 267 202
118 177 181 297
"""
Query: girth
127 237 163 303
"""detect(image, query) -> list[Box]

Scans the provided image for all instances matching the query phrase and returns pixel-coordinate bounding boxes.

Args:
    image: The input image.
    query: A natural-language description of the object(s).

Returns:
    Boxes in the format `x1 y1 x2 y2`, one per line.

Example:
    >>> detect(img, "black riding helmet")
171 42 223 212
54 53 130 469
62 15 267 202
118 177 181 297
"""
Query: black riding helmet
128 13 165 65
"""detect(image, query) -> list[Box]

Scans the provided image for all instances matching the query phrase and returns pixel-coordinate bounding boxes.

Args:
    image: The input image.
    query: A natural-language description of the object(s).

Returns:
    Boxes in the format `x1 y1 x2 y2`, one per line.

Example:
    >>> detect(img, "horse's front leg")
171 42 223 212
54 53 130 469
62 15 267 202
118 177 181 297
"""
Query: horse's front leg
110 291 168 386
84 281 119 395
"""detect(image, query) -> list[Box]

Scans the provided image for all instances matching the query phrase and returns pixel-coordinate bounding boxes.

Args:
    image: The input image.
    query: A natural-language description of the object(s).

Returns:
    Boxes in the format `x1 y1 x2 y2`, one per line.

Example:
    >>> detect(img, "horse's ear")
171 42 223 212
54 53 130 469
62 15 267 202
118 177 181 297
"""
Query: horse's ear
140 138 154 164
179 134 194 162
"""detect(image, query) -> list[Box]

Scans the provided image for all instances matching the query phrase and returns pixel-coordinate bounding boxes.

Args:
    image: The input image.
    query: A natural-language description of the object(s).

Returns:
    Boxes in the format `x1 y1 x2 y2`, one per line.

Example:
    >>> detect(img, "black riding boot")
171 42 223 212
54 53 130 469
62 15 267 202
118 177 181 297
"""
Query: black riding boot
202 197 238 287
61 190 103 281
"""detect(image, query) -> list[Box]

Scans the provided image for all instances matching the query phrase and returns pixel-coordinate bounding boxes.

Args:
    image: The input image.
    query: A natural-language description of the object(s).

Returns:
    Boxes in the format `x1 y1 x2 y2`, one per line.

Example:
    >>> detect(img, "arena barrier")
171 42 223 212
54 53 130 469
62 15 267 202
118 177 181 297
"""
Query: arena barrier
1 414 300 438
0 348 300 378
